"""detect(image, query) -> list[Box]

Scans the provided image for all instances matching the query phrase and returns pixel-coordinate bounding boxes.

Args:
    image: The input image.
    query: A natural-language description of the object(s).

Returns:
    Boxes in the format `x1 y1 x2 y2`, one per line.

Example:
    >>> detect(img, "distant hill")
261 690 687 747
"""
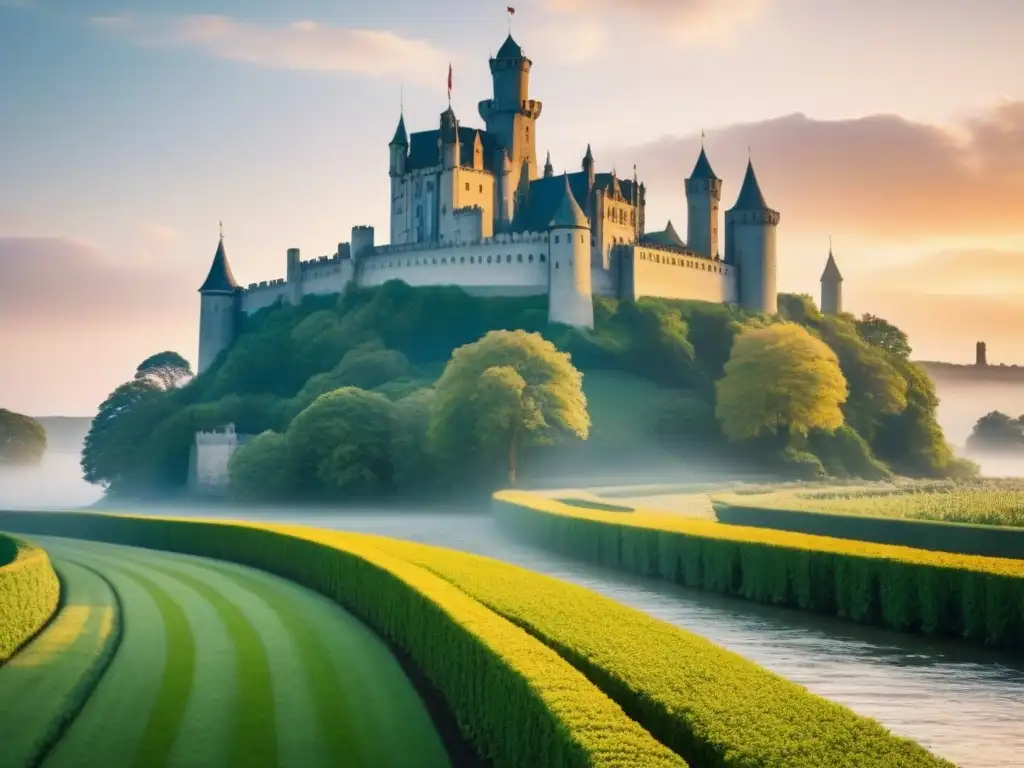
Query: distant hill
35 416 91 453
917 361 1024 384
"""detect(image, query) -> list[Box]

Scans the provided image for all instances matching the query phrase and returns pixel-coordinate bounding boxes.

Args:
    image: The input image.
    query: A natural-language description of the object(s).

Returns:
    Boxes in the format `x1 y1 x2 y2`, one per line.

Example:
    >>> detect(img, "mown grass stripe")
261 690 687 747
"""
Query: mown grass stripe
0 558 121 768
36 545 168 768
161 553 448 768
137 560 278 768
109 565 197 768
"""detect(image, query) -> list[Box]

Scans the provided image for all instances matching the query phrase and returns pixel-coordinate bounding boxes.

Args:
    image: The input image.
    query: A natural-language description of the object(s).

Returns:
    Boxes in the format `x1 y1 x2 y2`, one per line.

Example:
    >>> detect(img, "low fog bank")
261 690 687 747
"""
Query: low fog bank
933 380 1024 477
0 445 103 510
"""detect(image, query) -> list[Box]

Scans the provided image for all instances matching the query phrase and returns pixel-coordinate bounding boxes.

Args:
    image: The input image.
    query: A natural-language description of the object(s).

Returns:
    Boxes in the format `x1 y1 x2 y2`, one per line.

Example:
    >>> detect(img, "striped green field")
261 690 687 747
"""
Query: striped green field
0 558 119 766
8 536 451 768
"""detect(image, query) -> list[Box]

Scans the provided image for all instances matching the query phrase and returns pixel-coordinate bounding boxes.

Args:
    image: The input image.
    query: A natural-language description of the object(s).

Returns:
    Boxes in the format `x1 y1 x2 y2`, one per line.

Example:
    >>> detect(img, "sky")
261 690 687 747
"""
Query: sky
1 0 1023 416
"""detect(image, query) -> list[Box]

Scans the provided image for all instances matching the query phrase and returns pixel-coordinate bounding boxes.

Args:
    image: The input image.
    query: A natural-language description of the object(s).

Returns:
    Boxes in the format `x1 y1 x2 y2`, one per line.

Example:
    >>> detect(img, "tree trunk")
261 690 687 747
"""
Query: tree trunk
507 428 518 486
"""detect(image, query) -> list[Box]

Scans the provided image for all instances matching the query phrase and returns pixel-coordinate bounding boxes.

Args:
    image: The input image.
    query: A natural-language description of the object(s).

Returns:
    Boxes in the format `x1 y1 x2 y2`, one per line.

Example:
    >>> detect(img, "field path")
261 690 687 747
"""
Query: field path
0 558 119 767
30 536 451 768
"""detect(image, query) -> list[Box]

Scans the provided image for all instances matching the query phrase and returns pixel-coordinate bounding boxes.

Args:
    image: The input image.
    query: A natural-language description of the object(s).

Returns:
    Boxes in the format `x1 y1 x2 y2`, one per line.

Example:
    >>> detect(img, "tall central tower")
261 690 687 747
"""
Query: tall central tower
479 35 543 183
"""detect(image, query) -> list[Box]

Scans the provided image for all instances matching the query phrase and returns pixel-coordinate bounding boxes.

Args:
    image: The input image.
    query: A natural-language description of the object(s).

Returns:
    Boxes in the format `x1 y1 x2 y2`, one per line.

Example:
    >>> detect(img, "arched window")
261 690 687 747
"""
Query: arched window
517 254 523 262
539 253 546 262
487 255 492 263
460 256 466 264
506 254 512 263
554 235 560 244
528 254 534 262
470 256 475 264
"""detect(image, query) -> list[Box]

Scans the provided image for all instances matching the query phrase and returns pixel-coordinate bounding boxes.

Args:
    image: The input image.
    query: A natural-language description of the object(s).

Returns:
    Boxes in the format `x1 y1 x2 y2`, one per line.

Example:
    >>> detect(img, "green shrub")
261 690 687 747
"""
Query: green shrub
0 511 683 768
494 492 1024 653
0 534 60 662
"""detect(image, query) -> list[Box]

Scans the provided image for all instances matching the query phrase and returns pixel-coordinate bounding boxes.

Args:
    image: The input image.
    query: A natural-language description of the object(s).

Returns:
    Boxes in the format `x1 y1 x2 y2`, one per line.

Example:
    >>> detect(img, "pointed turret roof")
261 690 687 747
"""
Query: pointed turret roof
199 236 240 294
390 112 408 146
731 160 769 210
689 147 719 181
582 144 594 167
821 250 843 282
550 173 589 229
639 220 685 248
496 34 523 59
439 106 458 143
543 150 553 178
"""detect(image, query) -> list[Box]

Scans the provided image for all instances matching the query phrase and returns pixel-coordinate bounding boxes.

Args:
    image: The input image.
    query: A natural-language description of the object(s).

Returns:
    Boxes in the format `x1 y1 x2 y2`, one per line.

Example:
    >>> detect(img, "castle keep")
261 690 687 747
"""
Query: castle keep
196 31 820 374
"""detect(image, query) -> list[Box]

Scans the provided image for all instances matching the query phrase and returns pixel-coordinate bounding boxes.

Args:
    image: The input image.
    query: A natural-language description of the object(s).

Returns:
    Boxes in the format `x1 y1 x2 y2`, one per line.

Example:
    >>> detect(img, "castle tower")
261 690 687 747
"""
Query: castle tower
439 107 460 170
685 147 722 259
976 341 988 367
389 112 409 244
724 159 780 314
543 151 553 178
479 35 543 183
582 144 595 190
197 231 240 374
547 174 593 329
389 112 407 177
820 246 843 314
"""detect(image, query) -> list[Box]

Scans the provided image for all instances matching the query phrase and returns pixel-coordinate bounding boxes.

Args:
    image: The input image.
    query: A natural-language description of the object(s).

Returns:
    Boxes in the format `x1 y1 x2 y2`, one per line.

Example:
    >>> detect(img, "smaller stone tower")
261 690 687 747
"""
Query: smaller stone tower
389 112 407 177
685 146 722 259
197 230 240 374
976 341 988 367
479 35 542 182
582 144 595 190
820 246 843 314
724 159 780 314
547 174 593 329
543 151 553 178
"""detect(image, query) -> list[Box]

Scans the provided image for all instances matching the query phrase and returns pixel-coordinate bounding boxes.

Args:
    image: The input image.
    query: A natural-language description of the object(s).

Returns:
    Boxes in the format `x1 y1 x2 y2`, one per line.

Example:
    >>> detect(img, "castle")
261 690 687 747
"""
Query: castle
197 31 845 374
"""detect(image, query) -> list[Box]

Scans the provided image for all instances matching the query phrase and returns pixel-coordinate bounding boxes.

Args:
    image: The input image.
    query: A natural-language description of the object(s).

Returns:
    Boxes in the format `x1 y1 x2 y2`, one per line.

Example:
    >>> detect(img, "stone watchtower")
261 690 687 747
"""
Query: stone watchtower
479 35 542 185
724 160 780 314
197 232 240 374
685 147 722 259
976 341 988 367
547 174 594 329
820 247 843 314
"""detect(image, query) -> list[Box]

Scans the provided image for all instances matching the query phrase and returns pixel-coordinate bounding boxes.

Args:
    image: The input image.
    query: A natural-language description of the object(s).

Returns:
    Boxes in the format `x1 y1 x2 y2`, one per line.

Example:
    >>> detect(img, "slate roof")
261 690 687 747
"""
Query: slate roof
390 113 408 146
511 170 641 232
731 160 770 210
641 220 685 248
496 34 524 59
689 147 719 181
199 237 240 294
821 251 843 281
550 174 590 228
407 124 504 172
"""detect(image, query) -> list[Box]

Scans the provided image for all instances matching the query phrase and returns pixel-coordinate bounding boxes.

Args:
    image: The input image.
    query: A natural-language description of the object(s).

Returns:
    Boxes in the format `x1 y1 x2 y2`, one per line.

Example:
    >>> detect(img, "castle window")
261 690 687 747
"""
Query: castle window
479 184 483 193
442 258 447 264
554 235 560 244
506 254 512 263
528 254 534 262
580 235 585 243
517 254 523 262
470 256 475 264
487 255 492 263
555 262 559 269
591 237 595 246
461 256 466 264
539 254 546 262
465 182 470 191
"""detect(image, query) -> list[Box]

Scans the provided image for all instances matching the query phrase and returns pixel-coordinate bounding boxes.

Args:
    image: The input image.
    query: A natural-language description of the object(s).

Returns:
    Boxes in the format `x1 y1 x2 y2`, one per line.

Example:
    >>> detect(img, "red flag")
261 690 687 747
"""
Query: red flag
447 63 452 100
507 6 515 15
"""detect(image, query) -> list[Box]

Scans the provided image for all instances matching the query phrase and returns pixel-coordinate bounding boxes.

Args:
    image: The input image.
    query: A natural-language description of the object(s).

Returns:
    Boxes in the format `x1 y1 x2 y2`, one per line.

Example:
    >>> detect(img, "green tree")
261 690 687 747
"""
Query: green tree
716 323 848 442
429 329 590 485
0 410 47 465
856 314 912 359
81 380 168 490
135 351 193 390
228 430 294 501
390 388 437 490
685 304 744 384
966 411 1024 452
286 387 396 496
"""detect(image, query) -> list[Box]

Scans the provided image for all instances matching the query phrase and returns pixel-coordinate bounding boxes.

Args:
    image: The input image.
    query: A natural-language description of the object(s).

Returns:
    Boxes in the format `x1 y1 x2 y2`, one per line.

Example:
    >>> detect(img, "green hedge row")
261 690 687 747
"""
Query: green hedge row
713 501 1024 559
0 510 683 768
493 492 1024 654
0 533 60 662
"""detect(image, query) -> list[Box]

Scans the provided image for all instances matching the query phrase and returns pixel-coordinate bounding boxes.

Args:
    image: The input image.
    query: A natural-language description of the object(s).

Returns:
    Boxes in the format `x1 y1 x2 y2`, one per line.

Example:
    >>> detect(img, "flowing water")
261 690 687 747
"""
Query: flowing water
237 507 1023 768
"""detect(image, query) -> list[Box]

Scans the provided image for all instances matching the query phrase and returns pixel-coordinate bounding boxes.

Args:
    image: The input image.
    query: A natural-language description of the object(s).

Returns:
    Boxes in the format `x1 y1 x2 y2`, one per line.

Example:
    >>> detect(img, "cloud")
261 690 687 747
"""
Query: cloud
544 0 768 48
620 99 1024 240
90 14 452 86
0 237 193 325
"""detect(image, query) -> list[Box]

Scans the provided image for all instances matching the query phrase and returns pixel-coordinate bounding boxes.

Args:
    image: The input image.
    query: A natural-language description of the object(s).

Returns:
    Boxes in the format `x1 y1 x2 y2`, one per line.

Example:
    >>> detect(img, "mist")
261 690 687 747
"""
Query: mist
932 380 1024 477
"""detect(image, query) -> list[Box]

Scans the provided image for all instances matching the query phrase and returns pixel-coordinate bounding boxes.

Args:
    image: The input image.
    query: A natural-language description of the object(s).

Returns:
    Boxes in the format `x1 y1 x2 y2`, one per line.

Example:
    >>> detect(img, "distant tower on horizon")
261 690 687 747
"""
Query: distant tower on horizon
976 341 988 367
820 242 843 314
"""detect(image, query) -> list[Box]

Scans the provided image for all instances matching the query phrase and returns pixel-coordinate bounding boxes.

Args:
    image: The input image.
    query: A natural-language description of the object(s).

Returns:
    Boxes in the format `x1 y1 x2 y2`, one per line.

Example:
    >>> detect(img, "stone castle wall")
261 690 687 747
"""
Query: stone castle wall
189 424 252 494
620 245 736 303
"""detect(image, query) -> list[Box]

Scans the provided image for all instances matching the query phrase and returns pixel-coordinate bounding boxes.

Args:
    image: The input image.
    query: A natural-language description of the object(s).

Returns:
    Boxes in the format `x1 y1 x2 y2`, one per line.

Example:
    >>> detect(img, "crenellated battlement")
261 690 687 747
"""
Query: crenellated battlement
246 278 286 291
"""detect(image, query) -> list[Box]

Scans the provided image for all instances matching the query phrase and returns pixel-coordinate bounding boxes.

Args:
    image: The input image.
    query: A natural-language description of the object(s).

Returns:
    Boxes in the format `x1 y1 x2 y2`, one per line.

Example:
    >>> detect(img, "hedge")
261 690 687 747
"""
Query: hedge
360 534 952 768
0 510 682 768
0 533 60 662
493 491 1024 654
712 496 1024 559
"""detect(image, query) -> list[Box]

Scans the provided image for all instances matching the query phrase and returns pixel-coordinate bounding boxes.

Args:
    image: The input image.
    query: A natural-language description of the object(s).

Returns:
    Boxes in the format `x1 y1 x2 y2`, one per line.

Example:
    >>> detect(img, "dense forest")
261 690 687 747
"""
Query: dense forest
81 281 974 500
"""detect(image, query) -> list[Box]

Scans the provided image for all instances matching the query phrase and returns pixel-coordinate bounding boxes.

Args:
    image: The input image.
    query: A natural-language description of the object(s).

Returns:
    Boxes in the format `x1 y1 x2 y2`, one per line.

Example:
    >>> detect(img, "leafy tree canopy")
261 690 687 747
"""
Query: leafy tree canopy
716 322 848 442
135 351 193 390
966 411 1024 452
0 409 47 465
856 313 912 359
430 330 589 485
